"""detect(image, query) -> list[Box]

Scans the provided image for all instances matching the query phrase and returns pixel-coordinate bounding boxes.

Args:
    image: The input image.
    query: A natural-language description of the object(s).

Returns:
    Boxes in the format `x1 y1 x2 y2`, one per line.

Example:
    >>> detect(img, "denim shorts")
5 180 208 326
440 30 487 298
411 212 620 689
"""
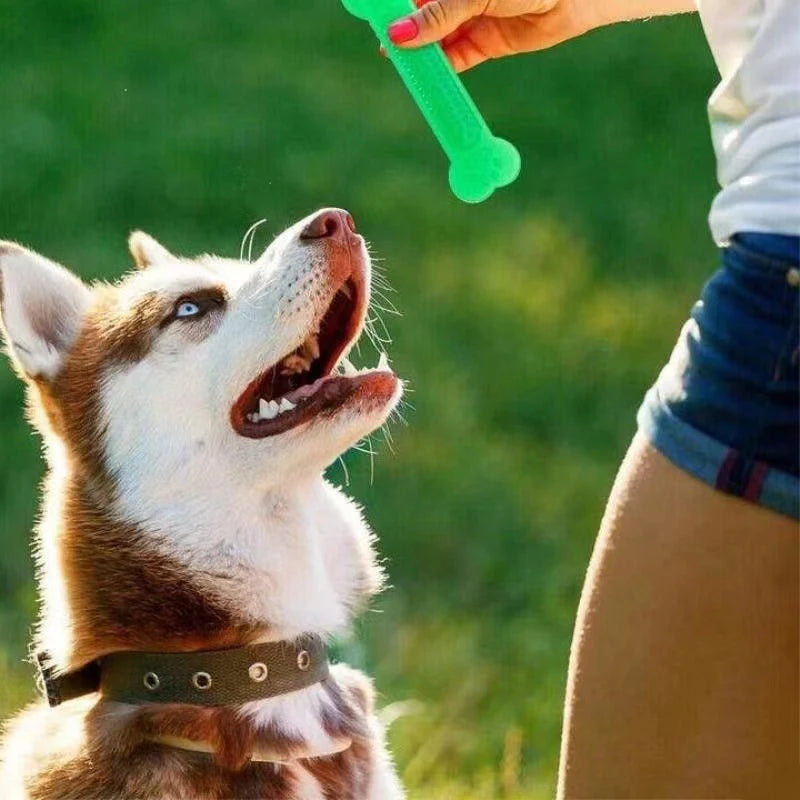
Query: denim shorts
638 232 800 520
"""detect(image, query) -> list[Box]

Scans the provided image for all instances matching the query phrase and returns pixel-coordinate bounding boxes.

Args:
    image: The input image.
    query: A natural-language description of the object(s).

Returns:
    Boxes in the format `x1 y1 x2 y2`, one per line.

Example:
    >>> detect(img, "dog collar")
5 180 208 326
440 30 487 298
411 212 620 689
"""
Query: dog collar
37 635 329 708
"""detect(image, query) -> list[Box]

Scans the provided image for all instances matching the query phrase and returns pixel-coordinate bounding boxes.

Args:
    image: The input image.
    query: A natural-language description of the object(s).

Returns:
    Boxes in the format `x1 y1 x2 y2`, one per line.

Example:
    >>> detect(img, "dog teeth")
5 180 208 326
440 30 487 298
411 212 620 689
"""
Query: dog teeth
338 354 391 377
253 398 297 422
299 337 319 362
259 398 280 420
282 354 311 375
306 335 320 360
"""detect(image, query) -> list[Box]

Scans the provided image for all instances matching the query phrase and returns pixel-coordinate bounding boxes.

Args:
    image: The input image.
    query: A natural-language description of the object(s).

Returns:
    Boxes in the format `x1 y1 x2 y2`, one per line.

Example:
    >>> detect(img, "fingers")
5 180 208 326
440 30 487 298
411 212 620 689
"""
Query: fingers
381 11 562 73
388 0 485 47
442 27 494 72
379 38 479 74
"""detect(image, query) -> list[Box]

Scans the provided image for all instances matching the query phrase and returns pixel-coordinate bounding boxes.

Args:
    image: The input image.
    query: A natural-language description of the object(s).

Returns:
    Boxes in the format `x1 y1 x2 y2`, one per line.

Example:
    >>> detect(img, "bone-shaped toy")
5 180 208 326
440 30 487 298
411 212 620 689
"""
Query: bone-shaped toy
341 0 521 203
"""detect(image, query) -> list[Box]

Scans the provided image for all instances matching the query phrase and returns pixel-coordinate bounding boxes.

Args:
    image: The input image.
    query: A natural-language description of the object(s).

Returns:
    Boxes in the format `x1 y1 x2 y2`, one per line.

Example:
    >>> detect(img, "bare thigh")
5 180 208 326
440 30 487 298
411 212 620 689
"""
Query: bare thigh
558 433 800 799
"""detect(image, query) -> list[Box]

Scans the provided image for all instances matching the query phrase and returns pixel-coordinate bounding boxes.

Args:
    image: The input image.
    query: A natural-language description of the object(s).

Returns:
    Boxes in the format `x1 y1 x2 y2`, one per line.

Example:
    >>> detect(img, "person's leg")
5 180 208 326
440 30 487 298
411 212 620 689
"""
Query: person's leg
557 432 800 799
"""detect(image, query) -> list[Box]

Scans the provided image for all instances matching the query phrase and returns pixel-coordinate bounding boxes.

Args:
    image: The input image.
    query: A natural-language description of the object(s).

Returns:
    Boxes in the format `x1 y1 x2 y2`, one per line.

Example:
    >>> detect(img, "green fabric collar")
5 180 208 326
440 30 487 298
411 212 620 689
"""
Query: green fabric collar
38 635 329 708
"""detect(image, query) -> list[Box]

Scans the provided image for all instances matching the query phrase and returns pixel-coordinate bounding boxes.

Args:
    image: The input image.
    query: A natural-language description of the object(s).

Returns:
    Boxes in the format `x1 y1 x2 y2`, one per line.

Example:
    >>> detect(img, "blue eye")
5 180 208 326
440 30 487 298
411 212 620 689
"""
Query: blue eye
176 301 201 318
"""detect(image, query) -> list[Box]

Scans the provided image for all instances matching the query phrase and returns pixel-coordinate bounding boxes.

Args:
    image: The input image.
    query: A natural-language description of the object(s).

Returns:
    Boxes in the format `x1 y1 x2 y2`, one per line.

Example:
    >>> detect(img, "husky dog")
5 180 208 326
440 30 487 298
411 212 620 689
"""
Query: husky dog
0 209 404 799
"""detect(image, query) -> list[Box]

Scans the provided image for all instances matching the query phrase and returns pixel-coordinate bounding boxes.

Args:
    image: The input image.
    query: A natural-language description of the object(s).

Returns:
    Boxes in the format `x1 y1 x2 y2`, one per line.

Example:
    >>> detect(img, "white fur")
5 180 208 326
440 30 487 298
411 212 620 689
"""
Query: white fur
240 680 352 758
291 766 325 800
128 230 178 269
36 438 77 670
366 715 406 800
102 214 402 794
0 243 90 380
100 216 393 636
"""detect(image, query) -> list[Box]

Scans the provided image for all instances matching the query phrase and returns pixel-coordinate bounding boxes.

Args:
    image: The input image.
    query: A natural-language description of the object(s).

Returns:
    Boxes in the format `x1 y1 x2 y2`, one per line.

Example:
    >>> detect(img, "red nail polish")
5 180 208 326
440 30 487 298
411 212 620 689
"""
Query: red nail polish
388 18 418 45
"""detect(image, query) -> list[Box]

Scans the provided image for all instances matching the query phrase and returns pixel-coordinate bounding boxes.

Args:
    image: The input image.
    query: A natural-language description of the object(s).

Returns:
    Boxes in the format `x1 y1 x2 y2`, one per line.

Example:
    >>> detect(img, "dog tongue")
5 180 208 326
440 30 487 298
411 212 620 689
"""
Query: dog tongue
284 377 327 404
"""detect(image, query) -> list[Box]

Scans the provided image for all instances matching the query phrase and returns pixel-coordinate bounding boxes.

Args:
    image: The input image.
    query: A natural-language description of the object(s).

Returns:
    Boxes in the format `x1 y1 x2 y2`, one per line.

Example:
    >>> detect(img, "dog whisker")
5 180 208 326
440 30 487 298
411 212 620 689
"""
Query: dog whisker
240 218 269 262
336 455 350 487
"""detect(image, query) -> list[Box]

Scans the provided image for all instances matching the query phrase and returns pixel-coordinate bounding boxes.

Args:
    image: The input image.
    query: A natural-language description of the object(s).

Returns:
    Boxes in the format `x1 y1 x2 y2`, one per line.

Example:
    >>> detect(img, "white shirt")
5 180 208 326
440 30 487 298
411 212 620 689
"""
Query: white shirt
695 0 800 243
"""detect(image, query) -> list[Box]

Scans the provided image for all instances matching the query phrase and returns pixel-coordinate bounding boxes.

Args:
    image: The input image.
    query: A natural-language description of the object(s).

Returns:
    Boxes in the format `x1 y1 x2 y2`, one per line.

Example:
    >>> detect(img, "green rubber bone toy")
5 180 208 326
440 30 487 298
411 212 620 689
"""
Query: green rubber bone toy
341 0 521 203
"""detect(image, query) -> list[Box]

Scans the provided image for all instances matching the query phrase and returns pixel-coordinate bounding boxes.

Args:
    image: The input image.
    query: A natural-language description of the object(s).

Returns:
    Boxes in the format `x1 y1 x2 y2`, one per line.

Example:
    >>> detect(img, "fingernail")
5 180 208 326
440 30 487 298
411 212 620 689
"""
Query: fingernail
388 18 418 45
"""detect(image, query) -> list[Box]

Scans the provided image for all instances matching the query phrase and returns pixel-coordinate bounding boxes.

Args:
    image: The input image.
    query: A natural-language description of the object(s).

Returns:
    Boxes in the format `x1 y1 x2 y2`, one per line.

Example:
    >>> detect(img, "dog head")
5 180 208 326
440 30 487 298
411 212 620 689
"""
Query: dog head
0 209 401 494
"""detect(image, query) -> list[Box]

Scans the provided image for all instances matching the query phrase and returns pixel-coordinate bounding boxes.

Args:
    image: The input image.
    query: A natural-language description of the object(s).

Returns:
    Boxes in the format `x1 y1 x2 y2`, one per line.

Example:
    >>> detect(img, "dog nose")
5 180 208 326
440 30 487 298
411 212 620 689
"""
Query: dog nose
299 208 357 241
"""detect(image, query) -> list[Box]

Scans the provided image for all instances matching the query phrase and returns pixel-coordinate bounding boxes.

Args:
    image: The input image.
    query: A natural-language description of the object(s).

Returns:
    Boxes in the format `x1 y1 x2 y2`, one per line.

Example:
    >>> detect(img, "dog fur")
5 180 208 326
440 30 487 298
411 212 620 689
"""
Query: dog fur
0 210 405 800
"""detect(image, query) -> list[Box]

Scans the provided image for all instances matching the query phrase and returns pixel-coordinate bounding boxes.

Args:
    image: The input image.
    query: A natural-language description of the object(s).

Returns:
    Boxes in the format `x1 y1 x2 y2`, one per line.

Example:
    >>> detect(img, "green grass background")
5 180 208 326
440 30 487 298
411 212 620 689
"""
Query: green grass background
0 2 717 796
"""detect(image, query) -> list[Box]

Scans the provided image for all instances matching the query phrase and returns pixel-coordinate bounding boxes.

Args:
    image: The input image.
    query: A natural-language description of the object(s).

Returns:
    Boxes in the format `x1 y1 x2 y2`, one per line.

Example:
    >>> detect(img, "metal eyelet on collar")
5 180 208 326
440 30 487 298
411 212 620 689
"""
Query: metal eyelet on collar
249 662 268 682
143 672 160 691
297 650 311 671
786 267 800 287
192 671 212 691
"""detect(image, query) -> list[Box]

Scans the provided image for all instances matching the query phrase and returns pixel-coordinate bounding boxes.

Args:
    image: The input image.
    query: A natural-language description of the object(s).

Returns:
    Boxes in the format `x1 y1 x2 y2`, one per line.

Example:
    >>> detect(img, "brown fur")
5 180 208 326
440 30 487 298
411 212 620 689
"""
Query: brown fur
0 269 381 798
2 672 377 798
306 673 377 800
36 285 224 476
31 290 243 668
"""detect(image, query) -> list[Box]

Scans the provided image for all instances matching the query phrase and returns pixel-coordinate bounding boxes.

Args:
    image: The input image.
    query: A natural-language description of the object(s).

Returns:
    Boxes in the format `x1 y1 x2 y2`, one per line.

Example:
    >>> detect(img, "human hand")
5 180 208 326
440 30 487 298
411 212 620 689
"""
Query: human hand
386 0 599 72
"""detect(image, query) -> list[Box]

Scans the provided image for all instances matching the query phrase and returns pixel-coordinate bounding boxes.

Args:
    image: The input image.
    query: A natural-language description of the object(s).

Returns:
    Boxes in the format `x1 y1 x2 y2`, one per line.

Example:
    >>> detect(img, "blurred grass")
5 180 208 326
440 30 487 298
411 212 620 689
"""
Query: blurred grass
0 1 717 796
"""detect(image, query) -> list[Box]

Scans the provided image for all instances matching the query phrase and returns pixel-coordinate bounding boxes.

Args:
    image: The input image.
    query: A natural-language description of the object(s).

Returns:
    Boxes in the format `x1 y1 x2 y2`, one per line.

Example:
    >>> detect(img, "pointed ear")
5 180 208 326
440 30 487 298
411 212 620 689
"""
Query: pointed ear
0 242 91 381
128 231 176 269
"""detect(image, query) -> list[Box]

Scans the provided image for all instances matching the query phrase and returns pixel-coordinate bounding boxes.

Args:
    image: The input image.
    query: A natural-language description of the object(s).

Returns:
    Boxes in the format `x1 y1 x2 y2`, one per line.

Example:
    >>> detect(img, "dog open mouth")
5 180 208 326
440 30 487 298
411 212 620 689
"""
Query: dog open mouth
231 273 396 439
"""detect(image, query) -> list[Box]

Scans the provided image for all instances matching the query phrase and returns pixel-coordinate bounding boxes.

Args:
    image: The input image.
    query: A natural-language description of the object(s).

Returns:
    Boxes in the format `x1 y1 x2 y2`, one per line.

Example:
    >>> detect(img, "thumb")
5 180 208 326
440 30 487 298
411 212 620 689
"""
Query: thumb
388 0 483 47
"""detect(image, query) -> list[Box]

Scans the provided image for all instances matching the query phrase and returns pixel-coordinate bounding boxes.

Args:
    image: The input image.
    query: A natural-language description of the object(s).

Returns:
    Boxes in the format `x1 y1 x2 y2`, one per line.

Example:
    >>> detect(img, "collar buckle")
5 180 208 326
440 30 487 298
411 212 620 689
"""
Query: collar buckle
37 651 102 708
36 651 61 708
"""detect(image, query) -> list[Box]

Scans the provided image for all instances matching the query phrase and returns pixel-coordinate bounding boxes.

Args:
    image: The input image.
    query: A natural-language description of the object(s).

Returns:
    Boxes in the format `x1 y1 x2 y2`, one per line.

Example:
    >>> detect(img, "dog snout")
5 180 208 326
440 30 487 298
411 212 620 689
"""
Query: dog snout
299 208 357 243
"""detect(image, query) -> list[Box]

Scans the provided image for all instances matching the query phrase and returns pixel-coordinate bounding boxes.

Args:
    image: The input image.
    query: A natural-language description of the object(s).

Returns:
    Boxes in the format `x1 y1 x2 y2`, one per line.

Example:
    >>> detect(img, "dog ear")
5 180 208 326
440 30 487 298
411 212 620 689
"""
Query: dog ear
128 231 176 269
0 242 91 381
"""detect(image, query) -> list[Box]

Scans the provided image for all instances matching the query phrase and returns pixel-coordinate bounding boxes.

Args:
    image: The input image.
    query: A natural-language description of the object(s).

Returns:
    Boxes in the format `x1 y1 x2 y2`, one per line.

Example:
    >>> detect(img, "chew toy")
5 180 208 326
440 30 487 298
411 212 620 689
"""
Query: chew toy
341 0 521 203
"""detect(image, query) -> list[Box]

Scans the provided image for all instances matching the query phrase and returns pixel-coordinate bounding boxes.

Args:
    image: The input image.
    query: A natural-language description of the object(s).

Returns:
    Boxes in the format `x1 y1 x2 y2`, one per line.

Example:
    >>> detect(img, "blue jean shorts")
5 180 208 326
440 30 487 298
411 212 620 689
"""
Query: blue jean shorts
638 232 800 520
